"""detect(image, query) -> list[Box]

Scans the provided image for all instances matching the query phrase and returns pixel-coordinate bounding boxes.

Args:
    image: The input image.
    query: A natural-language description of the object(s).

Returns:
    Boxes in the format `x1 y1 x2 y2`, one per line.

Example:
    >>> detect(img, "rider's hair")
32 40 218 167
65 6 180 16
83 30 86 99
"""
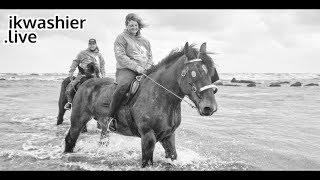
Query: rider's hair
125 13 148 29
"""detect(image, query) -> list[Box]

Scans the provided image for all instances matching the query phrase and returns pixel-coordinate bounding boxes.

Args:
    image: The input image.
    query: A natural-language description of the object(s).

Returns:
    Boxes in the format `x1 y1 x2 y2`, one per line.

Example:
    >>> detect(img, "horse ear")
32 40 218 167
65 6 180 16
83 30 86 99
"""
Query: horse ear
211 68 220 83
200 42 207 54
78 65 84 74
184 42 189 54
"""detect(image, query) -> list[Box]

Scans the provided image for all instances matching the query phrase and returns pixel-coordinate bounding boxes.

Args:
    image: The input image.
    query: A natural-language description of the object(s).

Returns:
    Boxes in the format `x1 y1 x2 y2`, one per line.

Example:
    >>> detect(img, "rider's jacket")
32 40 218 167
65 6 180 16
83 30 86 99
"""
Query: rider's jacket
69 48 106 78
114 29 153 72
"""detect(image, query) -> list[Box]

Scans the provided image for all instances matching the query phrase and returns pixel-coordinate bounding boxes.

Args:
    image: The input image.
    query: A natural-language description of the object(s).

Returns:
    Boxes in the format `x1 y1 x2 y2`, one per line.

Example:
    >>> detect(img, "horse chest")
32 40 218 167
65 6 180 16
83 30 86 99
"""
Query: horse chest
144 106 181 139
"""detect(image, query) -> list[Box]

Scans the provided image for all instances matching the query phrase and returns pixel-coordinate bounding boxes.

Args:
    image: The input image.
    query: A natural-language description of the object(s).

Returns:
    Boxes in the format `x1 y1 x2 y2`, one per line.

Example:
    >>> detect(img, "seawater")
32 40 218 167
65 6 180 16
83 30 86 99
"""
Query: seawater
0 73 319 170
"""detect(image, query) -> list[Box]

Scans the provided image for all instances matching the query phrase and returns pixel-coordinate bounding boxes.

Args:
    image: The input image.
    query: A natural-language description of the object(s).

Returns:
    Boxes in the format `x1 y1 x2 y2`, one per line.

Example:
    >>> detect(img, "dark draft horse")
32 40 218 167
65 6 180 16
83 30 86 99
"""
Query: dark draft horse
56 62 100 127
64 42 219 167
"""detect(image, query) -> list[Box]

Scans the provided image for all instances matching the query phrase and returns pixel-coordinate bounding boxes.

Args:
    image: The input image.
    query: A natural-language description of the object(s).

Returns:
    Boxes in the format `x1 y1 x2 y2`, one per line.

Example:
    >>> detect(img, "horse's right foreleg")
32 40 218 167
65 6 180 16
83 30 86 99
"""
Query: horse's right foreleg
64 113 91 153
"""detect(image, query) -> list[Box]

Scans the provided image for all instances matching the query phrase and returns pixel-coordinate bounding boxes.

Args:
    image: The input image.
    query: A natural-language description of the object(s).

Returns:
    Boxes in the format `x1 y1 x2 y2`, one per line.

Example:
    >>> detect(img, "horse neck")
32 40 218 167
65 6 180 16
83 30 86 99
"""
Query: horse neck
148 57 186 103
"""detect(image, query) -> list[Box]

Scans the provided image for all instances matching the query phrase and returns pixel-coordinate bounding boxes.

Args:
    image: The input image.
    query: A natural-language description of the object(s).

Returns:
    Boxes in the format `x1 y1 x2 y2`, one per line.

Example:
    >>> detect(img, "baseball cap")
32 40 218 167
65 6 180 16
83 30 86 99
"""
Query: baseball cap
88 39 96 44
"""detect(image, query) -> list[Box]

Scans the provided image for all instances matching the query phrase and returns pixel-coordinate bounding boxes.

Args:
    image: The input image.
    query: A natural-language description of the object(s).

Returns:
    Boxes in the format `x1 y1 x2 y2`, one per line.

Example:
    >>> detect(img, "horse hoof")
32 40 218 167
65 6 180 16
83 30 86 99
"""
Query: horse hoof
57 117 63 125
64 148 74 153
81 127 88 133
141 163 147 168
98 140 110 147
170 154 177 161
141 160 153 168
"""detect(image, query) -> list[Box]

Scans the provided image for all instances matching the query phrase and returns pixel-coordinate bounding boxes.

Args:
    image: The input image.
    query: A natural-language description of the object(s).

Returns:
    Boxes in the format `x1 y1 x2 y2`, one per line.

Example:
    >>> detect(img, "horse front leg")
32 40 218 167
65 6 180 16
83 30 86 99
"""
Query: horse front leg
141 130 156 168
160 133 177 161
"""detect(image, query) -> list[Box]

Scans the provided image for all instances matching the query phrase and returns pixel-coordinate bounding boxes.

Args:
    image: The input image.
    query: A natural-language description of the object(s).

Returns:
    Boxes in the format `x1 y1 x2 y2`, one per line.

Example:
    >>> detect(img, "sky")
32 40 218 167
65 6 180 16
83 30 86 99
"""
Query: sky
0 9 320 74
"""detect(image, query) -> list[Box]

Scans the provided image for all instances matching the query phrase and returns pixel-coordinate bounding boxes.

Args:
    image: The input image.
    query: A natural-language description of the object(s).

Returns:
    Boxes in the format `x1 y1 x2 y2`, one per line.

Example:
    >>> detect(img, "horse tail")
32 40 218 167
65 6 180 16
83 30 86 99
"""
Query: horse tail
57 77 72 125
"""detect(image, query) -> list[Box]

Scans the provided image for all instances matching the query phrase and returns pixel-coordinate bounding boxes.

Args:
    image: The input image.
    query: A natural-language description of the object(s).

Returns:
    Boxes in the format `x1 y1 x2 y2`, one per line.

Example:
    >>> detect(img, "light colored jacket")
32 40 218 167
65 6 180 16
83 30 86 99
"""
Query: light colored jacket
68 47 106 78
114 29 153 72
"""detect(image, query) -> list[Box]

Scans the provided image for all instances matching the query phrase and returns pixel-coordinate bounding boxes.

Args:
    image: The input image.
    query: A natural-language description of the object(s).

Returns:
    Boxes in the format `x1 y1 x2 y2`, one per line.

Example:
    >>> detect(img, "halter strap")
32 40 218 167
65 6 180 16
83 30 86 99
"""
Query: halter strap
185 59 202 64
183 58 218 95
139 57 217 109
200 84 218 93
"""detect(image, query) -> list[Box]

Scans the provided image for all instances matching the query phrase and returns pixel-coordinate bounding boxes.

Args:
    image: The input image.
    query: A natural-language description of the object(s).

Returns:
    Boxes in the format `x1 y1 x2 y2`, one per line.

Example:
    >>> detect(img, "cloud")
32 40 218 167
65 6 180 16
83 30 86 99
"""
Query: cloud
1 9 320 73
143 10 233 33
293 9 320 27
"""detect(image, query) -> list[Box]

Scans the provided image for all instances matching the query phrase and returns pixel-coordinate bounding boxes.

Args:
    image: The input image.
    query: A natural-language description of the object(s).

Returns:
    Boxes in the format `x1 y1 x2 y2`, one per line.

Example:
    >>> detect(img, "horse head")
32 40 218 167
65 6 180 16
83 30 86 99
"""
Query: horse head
177 42 218 116
77 62 100 79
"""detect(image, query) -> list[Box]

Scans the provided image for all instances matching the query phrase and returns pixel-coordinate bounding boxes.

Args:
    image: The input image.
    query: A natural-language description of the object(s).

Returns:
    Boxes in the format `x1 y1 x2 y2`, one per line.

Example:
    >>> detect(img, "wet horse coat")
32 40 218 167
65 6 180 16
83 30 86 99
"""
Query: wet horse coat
64 42 219 167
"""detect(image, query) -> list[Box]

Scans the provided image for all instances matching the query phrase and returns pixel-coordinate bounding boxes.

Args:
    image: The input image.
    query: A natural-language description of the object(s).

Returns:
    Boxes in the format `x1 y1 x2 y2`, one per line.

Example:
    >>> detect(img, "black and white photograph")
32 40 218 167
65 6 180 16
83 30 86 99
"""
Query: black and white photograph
0 9 319 171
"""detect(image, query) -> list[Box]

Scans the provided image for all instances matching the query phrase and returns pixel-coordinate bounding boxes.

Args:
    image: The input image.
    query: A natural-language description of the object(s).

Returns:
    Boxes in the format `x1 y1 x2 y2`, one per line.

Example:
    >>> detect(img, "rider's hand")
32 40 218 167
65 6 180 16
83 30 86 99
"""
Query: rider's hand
136 66 145 74
133 55 148 62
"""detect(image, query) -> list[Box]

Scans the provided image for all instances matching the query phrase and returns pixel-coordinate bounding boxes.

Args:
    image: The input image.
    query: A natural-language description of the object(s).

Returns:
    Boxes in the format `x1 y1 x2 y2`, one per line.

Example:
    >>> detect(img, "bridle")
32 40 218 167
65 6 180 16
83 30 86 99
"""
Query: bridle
139 54 218 109
181 54 218 99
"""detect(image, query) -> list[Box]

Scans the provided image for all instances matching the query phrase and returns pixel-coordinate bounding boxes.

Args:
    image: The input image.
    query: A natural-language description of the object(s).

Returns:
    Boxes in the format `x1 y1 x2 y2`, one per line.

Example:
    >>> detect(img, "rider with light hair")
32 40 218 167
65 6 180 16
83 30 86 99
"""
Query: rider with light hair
105 13 154 130
64 38 106 110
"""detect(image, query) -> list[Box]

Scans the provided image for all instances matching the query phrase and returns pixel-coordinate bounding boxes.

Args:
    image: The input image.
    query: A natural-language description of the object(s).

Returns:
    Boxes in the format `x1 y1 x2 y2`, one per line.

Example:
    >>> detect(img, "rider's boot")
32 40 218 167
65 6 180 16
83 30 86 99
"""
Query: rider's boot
64 84 75 110
64 102 72 110
107 85 128 131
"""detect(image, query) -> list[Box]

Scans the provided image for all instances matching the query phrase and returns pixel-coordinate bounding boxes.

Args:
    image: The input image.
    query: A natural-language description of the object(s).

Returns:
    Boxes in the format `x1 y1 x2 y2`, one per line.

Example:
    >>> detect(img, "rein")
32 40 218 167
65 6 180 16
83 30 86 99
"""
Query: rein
140 72 197 109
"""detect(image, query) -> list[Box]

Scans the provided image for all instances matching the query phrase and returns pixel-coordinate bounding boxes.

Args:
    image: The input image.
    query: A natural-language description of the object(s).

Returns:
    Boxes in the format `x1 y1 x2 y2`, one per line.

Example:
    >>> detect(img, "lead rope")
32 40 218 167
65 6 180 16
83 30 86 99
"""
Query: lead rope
140 72 196 109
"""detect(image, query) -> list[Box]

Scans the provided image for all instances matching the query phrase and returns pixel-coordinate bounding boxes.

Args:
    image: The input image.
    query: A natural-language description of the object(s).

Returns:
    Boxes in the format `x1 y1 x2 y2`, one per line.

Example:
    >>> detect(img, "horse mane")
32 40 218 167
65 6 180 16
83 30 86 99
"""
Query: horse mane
87 62 100 74
77 62 100 76
145 43 216 75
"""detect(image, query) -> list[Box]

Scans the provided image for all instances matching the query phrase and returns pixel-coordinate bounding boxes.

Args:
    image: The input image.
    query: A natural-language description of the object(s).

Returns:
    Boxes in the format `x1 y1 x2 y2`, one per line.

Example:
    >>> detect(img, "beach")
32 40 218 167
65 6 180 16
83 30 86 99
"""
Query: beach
0 73 320 170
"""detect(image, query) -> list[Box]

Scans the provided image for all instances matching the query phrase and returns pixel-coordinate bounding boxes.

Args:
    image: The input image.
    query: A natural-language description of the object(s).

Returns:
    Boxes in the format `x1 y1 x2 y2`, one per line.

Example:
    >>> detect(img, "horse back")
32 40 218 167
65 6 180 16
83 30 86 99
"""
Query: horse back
73 77 116 115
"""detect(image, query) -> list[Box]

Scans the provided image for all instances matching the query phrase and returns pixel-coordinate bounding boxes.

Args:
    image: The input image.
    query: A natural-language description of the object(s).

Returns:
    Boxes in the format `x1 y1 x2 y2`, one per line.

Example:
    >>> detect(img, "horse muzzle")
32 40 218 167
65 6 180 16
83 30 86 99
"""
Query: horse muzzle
197 98 218 116
198 106 217 116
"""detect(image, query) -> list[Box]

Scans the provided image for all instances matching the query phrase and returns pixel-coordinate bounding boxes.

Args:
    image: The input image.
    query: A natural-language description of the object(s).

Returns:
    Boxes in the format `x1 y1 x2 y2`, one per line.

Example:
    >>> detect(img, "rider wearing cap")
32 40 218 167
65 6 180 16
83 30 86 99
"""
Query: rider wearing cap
64 38 106 110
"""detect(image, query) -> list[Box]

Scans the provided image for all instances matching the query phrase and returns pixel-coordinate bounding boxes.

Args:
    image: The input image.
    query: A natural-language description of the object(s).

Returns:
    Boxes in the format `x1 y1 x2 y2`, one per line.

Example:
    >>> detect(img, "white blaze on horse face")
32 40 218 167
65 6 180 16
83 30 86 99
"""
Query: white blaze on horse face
191 71 197 77
202 64 208 74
